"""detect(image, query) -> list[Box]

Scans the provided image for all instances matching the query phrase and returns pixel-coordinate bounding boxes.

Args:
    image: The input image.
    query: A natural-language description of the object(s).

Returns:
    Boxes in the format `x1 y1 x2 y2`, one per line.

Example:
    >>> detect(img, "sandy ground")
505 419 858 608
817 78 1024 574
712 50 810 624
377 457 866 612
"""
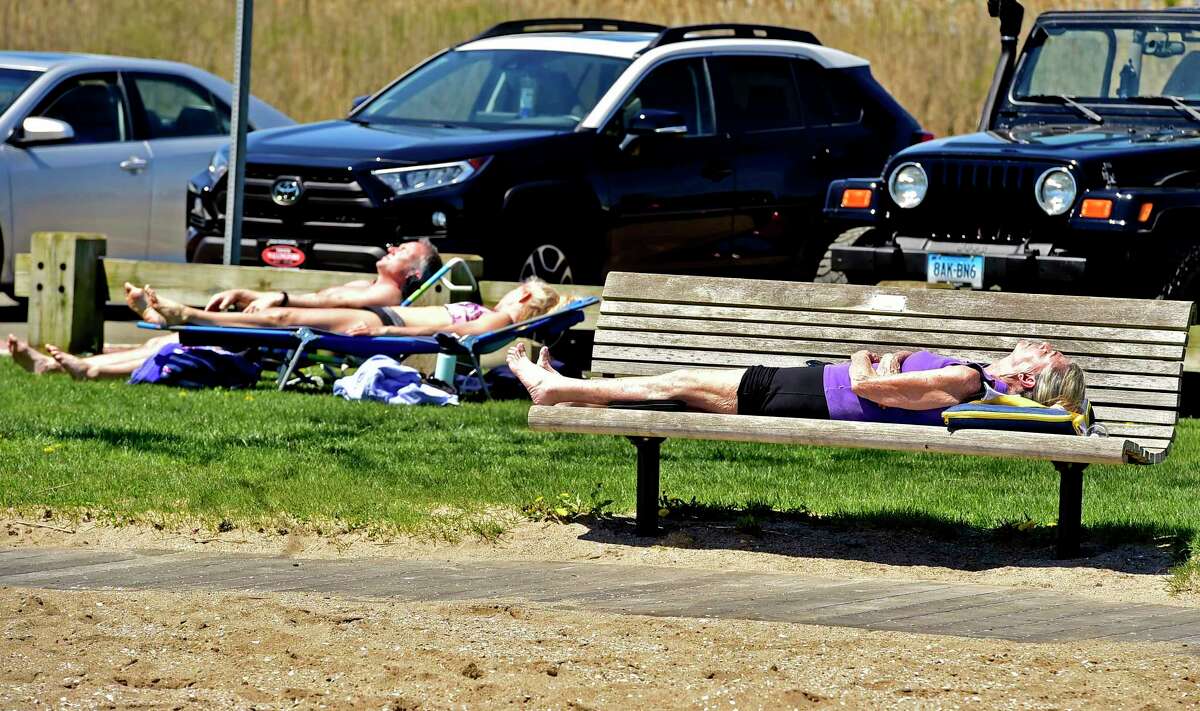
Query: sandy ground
2 585 1199 710
3 516 1198 708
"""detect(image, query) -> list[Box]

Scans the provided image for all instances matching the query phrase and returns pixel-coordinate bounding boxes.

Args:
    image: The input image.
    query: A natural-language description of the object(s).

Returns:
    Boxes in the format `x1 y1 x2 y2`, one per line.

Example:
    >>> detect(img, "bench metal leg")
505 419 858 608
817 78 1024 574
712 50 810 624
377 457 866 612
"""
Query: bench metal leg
628 436 665 536
1054 462 1087 559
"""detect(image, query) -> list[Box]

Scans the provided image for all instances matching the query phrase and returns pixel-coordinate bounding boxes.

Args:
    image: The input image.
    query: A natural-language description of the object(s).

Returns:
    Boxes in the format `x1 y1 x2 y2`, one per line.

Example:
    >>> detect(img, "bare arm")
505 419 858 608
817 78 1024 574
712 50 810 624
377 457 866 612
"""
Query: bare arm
850 363 981 410
206 280 401 312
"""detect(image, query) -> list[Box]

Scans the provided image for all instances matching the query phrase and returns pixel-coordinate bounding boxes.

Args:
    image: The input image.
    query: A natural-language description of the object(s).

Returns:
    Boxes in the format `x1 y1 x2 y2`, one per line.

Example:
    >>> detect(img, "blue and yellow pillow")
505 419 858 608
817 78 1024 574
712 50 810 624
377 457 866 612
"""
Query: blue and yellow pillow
942 394 1090 436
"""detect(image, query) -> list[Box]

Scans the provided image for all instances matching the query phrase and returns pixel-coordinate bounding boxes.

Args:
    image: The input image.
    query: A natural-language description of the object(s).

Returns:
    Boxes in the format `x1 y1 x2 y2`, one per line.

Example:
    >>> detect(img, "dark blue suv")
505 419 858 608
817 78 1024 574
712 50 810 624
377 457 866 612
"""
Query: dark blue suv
187 19 925 283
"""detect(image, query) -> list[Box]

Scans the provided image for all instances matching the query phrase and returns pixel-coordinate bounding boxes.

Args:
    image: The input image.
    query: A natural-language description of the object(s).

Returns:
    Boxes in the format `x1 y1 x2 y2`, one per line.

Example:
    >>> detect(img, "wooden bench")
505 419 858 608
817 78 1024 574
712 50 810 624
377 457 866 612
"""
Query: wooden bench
528 272 1195 558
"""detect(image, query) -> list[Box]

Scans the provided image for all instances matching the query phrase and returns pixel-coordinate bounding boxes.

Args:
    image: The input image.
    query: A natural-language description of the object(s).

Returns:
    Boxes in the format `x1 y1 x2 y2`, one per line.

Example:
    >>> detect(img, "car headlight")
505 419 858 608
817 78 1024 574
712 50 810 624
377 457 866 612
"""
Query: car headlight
1035 168 1076 216
888 162 928 209
207 146 229 181
372 157 489 197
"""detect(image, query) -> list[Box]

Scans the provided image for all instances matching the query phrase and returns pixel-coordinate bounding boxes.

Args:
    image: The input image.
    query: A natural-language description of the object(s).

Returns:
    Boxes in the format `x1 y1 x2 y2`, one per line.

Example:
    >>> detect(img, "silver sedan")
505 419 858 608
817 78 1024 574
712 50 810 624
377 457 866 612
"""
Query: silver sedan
0 51 293 294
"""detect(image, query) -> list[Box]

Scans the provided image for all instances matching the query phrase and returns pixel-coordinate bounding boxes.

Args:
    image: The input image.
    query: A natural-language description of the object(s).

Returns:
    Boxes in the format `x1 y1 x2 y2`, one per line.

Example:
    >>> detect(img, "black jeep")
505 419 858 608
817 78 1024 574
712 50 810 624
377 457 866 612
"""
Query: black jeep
822 1 1200 300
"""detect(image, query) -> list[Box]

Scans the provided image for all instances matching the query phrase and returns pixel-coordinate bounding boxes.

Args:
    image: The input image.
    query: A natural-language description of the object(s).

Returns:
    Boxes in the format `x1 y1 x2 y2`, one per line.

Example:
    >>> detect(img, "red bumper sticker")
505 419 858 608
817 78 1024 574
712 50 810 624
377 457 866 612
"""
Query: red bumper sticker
261 244 306 268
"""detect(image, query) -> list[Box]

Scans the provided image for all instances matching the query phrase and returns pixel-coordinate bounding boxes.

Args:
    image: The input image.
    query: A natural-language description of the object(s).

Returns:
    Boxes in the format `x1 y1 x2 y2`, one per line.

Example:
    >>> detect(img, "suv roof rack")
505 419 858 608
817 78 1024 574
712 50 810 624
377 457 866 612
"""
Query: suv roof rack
642 23 821 53
467 18 666 43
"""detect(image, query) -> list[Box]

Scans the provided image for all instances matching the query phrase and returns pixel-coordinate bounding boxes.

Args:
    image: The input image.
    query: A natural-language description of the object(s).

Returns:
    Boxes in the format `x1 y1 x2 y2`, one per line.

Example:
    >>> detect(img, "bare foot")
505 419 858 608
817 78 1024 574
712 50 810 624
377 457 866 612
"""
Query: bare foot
536 346 559 374
145 287 187 326
506 343 562 405
47 345 96 380
124 282 152 319
7 334 62 374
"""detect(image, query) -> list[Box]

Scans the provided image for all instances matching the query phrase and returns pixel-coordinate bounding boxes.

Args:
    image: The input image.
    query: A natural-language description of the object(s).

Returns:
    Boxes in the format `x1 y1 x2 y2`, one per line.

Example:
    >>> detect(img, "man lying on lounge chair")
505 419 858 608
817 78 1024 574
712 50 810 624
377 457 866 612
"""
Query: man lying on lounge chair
506 340 1086 425
7 239 441 379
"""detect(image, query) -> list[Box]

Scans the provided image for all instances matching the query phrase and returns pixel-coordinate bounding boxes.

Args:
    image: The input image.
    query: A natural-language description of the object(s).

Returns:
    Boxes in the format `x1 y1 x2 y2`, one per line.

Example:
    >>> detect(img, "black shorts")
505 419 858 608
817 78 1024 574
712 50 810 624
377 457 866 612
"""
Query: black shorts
737 365 830 419
363 306 406 327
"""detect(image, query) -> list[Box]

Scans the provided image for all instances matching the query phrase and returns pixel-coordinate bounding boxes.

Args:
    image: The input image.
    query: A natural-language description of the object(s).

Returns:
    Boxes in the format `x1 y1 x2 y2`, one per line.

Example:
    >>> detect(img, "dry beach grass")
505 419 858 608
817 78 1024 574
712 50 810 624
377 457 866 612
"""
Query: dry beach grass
0 0 1177 135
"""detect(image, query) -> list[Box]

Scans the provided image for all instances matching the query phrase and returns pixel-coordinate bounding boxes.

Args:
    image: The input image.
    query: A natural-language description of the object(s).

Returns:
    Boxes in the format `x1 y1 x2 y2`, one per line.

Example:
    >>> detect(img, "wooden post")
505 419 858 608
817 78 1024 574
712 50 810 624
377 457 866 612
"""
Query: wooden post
27 232 107 353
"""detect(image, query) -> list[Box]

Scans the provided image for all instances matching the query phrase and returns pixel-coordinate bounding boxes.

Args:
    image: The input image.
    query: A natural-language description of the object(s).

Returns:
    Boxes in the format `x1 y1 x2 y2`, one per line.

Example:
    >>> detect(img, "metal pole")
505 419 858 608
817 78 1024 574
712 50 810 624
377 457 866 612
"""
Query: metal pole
222 0 254 265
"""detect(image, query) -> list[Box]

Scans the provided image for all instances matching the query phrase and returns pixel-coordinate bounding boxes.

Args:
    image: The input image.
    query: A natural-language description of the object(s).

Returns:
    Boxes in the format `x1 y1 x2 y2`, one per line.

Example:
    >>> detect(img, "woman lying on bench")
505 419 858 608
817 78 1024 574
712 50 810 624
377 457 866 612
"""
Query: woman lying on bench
507 340 1086 425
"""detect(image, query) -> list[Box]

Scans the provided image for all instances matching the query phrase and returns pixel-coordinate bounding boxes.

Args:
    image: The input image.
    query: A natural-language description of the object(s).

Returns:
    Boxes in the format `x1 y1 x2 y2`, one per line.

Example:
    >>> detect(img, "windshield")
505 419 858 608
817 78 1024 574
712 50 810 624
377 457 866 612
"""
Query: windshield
0 67 40 115
1013 22 1200 103
356 49 631 130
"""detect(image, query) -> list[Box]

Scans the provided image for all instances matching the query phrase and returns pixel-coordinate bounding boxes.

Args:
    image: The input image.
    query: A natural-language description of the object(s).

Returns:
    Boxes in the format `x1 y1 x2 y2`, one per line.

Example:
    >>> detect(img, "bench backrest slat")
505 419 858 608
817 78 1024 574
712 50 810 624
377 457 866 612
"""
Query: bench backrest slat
593 272 1195 458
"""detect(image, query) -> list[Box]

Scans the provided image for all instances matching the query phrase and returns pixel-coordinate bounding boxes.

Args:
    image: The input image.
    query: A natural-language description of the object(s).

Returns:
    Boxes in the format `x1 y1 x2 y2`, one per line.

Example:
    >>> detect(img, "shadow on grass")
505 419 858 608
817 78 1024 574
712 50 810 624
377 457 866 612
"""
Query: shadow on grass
573 499 1194 576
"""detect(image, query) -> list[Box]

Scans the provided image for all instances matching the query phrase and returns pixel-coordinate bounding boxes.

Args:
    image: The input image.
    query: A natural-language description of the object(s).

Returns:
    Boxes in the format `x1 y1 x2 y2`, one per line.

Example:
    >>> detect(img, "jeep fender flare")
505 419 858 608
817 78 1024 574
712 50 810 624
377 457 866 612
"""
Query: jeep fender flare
500 180 605 283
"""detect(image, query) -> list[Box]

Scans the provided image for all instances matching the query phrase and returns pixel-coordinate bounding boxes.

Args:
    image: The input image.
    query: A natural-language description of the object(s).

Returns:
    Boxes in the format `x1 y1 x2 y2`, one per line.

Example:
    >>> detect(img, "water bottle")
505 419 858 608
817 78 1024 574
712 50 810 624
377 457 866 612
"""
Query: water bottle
518 76 535 118
434 352 457 384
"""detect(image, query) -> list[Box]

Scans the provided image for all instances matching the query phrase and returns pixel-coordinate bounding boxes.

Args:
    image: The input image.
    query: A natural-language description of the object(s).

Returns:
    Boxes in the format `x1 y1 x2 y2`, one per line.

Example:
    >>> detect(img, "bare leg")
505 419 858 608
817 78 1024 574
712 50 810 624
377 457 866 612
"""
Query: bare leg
74 334 177 369
146 287 384 332
6 334 63 374
48 345 138 380
506 343 742 413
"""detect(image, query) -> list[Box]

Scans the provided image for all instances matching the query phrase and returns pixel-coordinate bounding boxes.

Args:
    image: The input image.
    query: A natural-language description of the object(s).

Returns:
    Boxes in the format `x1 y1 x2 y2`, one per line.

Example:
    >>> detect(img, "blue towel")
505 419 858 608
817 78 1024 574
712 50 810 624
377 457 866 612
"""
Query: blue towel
333 355 458 406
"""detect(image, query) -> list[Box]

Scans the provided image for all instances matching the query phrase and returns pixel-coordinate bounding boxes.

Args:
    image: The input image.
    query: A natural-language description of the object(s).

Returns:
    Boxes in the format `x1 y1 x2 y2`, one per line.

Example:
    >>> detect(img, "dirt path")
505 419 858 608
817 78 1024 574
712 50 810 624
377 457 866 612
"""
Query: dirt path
4 514 1193 607
2 586 1198 709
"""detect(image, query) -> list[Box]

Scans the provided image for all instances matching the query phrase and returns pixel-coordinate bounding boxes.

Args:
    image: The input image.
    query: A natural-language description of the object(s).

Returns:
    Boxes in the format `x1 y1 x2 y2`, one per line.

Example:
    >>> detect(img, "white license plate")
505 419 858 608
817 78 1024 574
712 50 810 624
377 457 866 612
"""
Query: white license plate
927 253 984 289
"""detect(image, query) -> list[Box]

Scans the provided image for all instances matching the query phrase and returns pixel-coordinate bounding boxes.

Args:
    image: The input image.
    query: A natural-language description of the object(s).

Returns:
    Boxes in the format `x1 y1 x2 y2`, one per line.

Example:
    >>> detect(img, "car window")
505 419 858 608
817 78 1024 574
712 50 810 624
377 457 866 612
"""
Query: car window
358 49 631 130
35 74 128 144
1015 23 1200 101
793 60 865 125
711 55 804 133
0 68 40 115
614 58 713 136
131 74 231 138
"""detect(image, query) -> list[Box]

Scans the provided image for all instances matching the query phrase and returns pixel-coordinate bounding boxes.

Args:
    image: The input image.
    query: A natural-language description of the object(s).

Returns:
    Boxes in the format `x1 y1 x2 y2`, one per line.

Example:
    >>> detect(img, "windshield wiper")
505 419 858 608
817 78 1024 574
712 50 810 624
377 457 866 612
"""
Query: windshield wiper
1021 94 1105 124
1123 95 1200 124
346 117 371 126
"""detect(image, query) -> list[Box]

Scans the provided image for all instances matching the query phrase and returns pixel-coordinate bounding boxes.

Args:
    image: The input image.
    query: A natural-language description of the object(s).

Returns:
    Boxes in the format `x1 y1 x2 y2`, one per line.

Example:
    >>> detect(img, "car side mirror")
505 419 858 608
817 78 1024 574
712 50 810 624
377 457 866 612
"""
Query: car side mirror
11 116 75 146
620 108 688 152
349 94 371 112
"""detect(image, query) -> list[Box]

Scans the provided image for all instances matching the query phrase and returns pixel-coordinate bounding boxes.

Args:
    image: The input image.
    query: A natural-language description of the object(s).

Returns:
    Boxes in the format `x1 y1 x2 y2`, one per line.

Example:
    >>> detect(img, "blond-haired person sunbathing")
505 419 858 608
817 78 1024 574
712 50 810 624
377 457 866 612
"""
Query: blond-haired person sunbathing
507 340 1086 425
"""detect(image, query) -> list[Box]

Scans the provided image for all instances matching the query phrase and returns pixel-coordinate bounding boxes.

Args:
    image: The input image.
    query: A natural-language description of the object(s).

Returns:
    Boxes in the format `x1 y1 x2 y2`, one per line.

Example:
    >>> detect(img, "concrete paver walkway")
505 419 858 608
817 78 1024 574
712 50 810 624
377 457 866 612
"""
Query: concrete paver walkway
3 547 1198 646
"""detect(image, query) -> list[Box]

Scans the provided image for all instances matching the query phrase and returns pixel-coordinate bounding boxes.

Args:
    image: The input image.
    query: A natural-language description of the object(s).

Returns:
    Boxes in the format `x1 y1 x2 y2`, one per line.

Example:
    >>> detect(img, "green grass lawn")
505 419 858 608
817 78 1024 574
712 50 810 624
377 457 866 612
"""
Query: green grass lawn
2 362 1198 555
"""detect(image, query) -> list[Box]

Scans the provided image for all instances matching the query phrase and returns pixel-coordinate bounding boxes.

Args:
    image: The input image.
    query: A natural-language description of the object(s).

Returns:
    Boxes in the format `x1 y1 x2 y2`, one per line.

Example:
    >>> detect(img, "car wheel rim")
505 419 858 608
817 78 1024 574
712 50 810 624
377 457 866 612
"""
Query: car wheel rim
520 244 574 284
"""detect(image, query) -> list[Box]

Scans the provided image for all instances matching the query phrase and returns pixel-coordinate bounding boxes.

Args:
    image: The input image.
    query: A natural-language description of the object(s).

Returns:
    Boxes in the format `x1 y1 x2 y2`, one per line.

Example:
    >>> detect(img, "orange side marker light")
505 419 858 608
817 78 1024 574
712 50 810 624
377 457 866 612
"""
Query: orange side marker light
1138 202 1154 223
841 189 872 209
1080 198 1113 219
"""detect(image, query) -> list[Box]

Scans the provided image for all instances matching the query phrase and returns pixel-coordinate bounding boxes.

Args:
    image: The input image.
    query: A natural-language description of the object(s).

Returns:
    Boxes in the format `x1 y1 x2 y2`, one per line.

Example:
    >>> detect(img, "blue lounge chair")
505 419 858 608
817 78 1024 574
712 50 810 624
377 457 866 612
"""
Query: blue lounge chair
138 296 598 396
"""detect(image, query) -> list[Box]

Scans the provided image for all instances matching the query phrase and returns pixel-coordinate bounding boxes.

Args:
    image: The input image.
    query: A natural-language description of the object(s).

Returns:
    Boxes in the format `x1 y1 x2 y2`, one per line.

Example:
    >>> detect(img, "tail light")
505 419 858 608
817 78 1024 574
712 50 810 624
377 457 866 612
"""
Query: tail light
913 130 936 143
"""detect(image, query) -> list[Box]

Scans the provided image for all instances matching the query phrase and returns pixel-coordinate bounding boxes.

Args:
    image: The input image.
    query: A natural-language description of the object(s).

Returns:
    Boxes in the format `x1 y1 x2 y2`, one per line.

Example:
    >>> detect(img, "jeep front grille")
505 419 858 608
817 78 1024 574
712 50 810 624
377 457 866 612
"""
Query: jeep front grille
895 157 1064 242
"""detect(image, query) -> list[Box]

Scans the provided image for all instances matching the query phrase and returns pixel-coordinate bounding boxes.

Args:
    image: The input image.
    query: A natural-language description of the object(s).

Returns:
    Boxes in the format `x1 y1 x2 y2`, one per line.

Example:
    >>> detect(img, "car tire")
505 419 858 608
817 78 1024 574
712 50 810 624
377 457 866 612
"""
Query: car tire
813 227 875 285
1157 240 1200 301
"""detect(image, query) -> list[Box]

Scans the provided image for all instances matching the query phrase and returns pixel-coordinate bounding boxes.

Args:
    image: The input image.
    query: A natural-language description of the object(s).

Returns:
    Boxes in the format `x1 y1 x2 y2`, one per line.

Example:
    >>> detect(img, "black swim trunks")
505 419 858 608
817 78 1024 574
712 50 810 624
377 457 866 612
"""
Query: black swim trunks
364 306 406 327
737 365 830 419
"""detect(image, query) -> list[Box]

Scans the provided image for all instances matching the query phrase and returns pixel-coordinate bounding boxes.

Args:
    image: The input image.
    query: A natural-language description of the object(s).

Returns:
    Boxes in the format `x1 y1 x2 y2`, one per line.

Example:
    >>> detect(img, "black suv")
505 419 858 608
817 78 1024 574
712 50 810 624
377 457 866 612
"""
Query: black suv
187 19 925 283
823 2 1200 300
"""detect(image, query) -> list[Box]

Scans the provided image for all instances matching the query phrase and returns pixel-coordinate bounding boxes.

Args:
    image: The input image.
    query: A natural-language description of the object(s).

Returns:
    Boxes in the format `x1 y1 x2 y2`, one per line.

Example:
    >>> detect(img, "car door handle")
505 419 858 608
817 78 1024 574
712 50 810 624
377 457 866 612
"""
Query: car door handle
119 157 148 173
702 162 733 181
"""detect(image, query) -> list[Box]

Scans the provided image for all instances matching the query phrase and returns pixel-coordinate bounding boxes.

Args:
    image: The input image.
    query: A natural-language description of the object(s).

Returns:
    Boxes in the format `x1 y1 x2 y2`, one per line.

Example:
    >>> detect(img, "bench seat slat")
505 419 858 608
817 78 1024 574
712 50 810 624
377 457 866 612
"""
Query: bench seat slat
589 347 1182 392
600 312 1190 357
528 406 1143 465
1101 423 1177 439
602 273 1196 329
1090 405 1177 425
1085 389 1178 408
599 300 1190 346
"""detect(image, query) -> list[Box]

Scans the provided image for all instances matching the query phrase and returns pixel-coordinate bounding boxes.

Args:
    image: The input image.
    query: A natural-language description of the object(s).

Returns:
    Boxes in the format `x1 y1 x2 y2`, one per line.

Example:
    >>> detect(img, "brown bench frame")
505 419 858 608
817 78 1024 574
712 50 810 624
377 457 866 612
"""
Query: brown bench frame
528 272 1195 558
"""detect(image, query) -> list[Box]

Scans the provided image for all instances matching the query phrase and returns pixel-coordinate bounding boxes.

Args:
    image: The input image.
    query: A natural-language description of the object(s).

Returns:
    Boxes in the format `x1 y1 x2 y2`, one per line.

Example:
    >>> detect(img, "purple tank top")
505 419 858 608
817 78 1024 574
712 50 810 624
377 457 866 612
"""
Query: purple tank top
823 351 1008 426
